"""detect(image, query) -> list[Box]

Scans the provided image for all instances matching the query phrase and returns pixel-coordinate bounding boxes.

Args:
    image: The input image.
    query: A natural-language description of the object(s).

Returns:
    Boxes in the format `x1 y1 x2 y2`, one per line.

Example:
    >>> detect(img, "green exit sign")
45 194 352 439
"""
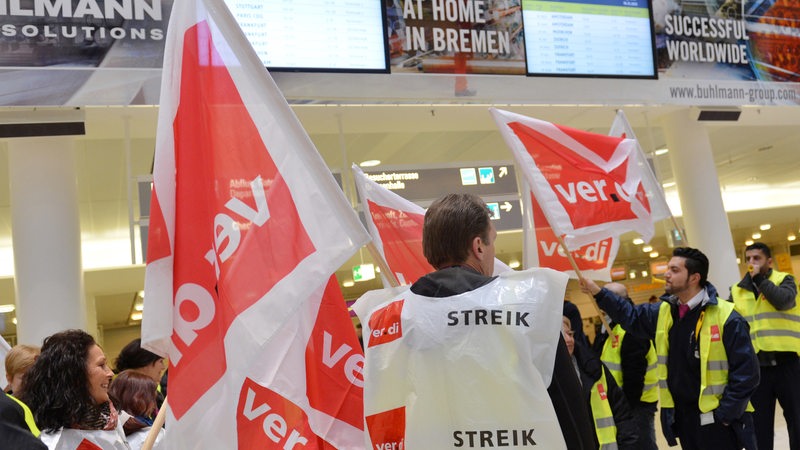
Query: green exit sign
352 263 376 282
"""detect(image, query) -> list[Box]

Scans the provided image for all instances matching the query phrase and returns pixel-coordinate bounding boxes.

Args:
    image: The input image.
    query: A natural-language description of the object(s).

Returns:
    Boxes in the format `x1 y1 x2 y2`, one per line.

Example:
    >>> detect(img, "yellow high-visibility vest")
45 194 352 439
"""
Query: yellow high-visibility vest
655 300 753 413
600 324 659 403
6 393 41 437
590 369 618 450
732 269 800 353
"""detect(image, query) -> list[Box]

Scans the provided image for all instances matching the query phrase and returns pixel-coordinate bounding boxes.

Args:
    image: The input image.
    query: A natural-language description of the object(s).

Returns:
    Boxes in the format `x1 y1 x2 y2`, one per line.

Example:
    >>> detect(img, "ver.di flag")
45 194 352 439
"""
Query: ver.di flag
141 0 370 447
491 108 654 250
522 180 620 281
608 110 672 223
352 165 433 286
352 165 510 285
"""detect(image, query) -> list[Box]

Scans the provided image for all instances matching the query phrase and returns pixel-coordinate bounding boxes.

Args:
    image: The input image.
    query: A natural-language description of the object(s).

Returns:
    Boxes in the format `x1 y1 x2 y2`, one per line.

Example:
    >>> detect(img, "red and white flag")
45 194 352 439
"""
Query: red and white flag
352 165 510 285
491 108 654 250
141 0 370 447
522 181 619 281
352 165 433 286
608 110 672 223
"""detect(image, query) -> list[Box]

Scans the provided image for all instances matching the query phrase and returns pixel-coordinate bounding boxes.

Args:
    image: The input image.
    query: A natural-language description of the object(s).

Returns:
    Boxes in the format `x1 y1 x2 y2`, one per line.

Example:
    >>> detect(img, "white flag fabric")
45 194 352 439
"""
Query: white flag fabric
40 425 128 450
118 410 165 450
141 0 370 447
353 268 569 450
608 110 672 223
0 334 10 391
491 108 655 250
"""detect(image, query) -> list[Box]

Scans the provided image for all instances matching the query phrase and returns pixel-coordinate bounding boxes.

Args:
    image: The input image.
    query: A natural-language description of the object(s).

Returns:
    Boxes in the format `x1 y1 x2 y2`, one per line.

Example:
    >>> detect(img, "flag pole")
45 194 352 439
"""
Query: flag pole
554 235 612 333
365 241 400 288
141 397 168 450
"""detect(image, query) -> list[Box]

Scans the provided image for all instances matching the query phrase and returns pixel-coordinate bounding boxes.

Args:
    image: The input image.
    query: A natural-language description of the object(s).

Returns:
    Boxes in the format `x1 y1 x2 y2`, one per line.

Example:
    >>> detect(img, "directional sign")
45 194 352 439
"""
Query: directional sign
353 263 376 282
363 163 518 202
478 167 496 185
485 197 522 232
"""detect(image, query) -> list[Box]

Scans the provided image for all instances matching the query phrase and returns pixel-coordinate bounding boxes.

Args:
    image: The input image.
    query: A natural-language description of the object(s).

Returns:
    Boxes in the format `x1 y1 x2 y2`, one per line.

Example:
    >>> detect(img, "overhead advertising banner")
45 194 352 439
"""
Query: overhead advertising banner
0 0 172 105
3 0 800 106
386 0 526 78
656 0 800 105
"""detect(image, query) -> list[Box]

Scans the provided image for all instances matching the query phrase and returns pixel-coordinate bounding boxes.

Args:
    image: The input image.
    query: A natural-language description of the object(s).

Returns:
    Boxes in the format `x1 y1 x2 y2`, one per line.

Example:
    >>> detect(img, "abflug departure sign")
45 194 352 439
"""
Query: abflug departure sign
0 0 169 67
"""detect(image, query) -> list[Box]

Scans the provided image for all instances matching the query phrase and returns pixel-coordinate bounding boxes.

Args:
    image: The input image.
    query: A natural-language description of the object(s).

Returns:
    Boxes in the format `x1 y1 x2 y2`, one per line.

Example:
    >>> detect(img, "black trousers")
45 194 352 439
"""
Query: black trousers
630 402 658 450
752 358 800 450
674 406 744 450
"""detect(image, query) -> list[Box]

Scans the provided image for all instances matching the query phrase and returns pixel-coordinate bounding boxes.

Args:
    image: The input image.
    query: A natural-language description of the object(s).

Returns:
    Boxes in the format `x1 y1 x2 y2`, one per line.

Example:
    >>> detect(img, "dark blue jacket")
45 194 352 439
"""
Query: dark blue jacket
594 283 759 424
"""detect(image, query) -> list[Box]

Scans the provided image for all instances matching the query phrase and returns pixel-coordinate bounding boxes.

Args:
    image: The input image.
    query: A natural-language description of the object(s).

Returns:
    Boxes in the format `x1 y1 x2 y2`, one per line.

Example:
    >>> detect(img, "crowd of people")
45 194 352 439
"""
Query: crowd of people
1 192 798 450
390 193 799 450
1 334 165 449
579 241 799 450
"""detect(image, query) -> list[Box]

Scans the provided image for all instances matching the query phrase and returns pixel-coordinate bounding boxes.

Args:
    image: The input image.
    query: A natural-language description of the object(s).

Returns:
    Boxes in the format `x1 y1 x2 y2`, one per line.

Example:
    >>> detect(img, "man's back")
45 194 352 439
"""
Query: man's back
409 266 596 450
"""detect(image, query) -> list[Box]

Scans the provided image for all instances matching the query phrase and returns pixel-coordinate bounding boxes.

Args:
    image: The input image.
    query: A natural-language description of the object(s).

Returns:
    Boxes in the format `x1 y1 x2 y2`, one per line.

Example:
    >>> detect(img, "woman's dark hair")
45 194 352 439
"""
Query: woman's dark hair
109 370 157 418
115 338 162 372
20 329 98 432
422 193 492 269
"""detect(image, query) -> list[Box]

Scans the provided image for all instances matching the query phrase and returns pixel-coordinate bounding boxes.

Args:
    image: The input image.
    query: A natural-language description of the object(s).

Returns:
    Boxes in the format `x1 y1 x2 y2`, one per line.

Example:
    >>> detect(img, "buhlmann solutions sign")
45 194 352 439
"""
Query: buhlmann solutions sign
0 0 170 68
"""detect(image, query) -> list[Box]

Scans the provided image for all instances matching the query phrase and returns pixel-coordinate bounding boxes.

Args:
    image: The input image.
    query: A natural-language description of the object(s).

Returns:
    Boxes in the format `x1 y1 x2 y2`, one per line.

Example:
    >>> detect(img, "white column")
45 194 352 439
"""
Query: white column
662 110 740 296
8 137 86 345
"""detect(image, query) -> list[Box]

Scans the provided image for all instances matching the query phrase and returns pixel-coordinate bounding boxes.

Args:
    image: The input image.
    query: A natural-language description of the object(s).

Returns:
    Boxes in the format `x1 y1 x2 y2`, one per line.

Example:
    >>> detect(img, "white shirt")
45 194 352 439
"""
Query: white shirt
682 286 710 312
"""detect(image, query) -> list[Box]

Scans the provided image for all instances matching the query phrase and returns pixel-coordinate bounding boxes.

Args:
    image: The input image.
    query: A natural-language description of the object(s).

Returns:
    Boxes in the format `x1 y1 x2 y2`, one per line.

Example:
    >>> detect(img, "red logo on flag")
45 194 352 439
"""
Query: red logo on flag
164 21 316 419
237 378 335 449
76 440 102 450
368 300 405 347
304 277 365 429
597 383 607 400
366 407 406 450
710 325 721 342
531 194 614 272
510 122 640 228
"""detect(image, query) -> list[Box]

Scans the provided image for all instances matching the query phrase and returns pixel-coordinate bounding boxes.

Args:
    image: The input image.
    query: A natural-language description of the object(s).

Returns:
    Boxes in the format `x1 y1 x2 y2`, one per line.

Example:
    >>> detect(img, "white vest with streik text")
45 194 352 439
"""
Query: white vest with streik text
353 268 569 450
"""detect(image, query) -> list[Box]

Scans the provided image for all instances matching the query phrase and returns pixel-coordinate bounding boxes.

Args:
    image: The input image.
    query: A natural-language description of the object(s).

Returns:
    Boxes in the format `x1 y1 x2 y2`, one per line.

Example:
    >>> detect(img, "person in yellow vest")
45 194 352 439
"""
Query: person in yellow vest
730 241 800 450
593 283 659 450
3 344 43 443
0 392 47 450
581 247 760 450
5 344 40 397
562 316 639 449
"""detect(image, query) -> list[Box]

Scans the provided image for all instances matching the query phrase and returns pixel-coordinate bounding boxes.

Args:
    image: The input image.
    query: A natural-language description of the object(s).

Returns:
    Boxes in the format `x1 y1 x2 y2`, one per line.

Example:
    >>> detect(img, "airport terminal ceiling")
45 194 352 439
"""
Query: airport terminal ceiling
0 103 799 338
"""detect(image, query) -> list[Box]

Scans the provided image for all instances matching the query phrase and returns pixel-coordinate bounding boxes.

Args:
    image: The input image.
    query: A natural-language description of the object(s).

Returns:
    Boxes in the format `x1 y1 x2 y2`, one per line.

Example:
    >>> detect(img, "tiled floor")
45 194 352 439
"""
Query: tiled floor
653 404 790 449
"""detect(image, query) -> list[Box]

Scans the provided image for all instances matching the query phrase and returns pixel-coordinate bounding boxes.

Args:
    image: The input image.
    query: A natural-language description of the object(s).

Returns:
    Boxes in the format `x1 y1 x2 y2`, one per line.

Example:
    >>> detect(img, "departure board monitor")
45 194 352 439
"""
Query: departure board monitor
225 0 389 73
522 0 657 78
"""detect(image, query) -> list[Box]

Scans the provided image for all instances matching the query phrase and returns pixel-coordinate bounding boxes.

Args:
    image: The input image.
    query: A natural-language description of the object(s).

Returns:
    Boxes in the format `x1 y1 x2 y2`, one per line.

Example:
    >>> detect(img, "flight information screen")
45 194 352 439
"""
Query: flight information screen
522 0 656 78
225 0 389 73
